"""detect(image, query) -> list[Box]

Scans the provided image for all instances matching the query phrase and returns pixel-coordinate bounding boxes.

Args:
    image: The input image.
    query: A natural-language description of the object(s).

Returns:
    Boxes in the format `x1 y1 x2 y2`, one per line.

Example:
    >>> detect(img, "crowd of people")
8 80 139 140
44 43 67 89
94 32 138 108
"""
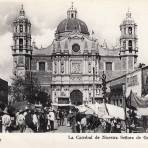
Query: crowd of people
0 106 56 133
66 108 124 133
0 105 139 133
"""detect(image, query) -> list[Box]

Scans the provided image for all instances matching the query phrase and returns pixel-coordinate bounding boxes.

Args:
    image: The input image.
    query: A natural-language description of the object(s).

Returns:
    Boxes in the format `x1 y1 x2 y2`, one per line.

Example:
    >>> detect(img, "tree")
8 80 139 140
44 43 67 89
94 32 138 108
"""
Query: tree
11 73 52 106
11 75 26 102
11 74 41 104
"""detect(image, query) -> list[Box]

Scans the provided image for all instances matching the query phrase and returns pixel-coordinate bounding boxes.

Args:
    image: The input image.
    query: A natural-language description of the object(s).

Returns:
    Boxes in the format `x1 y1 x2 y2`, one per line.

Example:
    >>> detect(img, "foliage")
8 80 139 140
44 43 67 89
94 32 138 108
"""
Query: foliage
10 74 51 106
11 75 26 102
11 74 41 103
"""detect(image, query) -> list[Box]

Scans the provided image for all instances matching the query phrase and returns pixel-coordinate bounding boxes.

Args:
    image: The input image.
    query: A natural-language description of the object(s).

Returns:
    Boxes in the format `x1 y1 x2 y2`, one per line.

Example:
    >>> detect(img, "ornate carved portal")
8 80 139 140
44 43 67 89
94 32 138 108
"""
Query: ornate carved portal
70 90 83 105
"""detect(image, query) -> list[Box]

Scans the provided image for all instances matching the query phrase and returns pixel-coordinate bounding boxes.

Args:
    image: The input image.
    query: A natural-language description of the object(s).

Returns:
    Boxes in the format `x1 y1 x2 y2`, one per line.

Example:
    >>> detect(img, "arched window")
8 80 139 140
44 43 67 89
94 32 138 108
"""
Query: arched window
128 27 132 35
128 40 132 53
39 62 45 71
19 38 23 50
123 40 126 49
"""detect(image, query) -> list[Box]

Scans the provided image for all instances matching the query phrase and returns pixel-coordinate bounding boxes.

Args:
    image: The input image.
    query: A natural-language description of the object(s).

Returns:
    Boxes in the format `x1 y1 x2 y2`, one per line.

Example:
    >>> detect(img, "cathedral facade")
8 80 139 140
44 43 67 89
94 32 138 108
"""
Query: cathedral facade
11 5 138 105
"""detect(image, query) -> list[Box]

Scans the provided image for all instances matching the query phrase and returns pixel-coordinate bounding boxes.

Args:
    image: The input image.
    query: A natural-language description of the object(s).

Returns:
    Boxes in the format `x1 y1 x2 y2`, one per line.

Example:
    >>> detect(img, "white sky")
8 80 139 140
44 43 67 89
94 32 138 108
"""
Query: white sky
0 0 148 84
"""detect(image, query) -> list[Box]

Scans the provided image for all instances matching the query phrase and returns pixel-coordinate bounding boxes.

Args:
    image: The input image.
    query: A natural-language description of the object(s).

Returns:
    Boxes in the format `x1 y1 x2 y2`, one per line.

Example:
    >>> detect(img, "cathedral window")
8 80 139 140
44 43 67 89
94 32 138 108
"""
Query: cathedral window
20 24 23 32
128 27 132 35
39 62 45 71
19 38 23 50
72 44 80 52
106 62 112 71
128 40 132 53
123 40 126 50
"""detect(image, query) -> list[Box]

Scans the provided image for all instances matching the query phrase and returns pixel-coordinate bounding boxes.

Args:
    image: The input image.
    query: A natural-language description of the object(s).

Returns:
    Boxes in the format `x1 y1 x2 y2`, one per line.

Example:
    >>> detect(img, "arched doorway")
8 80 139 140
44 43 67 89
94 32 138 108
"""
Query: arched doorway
70 90 83 105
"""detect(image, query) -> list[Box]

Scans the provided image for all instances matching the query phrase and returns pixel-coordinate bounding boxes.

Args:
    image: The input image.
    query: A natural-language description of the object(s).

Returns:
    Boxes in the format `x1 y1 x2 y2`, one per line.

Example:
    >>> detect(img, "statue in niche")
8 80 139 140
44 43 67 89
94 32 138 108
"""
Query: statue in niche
54 61 57 74
88 62 91 73
61 61 64 73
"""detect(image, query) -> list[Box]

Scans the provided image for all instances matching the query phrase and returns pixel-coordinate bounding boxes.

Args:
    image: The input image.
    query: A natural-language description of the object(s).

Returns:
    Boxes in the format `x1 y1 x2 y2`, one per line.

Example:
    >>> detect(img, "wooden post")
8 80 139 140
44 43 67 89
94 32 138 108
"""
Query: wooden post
93 67 95 104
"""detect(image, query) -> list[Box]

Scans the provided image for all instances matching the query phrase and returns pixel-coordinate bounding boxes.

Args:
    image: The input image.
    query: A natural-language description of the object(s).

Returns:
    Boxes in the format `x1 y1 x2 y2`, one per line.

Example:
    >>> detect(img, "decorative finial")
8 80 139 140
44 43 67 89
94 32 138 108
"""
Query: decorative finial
67 1 77 19
19 4 25 16
71 1 74 9
126 7 132 18
21 4 23 10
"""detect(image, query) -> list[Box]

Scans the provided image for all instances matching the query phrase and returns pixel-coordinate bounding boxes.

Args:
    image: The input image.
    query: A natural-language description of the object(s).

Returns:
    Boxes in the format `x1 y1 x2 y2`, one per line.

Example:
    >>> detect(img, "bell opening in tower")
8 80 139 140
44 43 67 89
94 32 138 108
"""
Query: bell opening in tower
128 40 132 53
128 27 132 35
19 38 23 49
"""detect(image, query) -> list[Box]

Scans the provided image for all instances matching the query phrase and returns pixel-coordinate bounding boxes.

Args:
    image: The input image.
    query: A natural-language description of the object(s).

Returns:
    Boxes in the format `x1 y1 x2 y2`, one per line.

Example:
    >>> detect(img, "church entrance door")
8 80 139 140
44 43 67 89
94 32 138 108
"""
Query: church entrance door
70 90 83 105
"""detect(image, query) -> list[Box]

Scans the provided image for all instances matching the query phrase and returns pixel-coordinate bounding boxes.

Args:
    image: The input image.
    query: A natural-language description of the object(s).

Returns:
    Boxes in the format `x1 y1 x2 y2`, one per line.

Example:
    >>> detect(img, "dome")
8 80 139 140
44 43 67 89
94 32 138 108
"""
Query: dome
14 5 30 23
121 10 136 25
56 4 89 36
122 18 135 25
56 18 89 35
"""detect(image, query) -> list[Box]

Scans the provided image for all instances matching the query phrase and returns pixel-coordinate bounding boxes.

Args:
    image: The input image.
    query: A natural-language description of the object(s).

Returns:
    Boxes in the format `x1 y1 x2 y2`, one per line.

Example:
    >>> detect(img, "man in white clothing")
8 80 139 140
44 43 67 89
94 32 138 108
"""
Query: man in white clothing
48 110 55 131
2 112 11 133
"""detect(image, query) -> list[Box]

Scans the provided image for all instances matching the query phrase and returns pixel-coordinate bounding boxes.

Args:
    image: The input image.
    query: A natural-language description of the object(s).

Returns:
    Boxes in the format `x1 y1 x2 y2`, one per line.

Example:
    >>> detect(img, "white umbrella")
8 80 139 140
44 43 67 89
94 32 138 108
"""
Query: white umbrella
76 105 87 113
105 104 125 120
136 108 148 116
101 114 113 119
84 108 96 115
87 103 125 120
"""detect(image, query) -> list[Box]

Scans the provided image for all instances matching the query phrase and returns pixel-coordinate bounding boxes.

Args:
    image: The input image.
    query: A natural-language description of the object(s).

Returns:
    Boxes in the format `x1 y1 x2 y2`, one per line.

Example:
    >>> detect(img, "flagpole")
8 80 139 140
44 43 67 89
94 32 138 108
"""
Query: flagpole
122 84 127 133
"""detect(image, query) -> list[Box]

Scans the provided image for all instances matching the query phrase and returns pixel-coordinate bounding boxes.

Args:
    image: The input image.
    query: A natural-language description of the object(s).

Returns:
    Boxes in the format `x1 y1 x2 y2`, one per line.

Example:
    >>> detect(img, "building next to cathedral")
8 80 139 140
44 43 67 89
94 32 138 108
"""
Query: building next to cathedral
11 4 138 106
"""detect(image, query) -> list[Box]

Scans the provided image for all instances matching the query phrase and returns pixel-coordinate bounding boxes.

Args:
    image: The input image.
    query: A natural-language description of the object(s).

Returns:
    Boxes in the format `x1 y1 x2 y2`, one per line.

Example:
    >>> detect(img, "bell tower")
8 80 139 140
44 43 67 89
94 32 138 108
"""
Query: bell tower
119 9 138 73
12 5 32 77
